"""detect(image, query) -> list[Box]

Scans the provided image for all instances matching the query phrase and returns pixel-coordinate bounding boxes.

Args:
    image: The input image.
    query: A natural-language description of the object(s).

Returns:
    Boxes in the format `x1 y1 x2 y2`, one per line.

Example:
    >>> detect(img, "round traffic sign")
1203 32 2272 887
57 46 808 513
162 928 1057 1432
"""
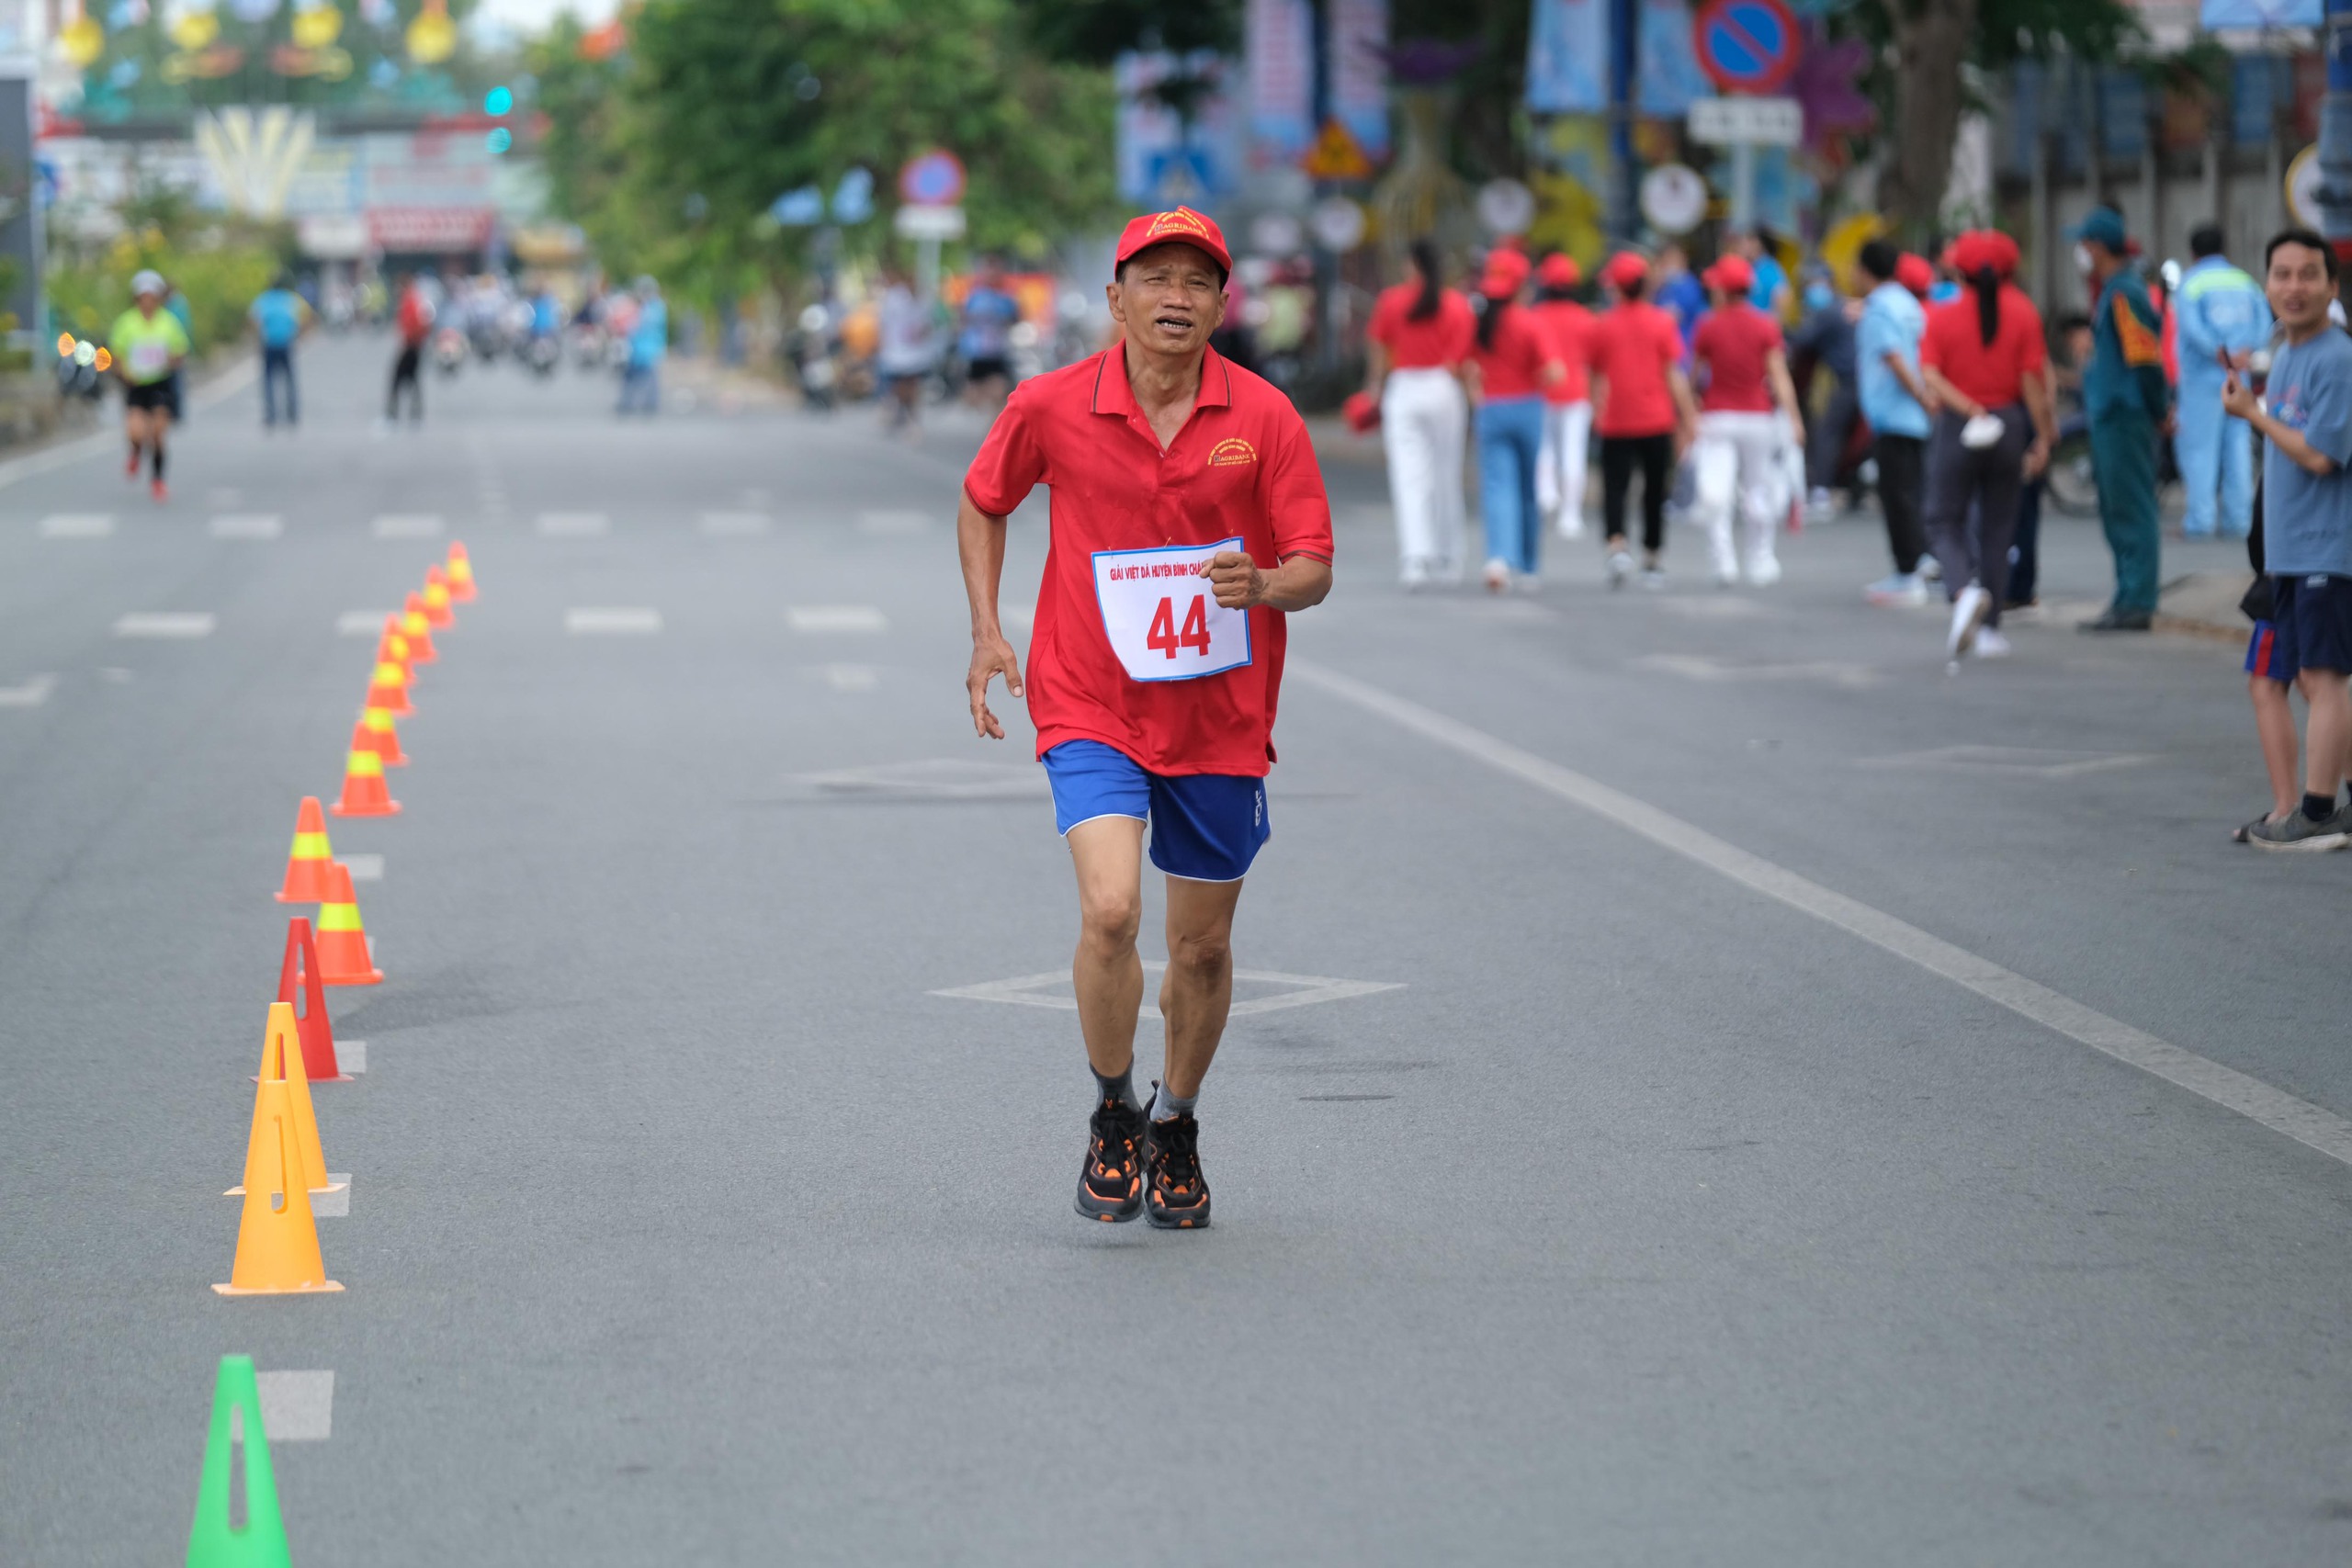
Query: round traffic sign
1692 0 1801 95
898 150 967 209
1310 197 1367 253
2288 144 2321 229
1476 178 1537 237
1640 164 1709 235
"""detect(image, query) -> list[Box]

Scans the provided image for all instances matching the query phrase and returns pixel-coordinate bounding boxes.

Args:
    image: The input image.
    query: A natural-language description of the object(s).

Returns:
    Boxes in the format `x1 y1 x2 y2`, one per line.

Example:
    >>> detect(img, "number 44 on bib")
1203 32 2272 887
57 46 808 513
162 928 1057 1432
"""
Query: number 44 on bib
1091 537 1255 682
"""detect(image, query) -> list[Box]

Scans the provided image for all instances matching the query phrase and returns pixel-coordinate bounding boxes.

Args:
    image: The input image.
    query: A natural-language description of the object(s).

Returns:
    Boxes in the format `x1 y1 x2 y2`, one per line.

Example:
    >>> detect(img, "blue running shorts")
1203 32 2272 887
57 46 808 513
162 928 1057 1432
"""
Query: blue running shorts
1041 739 1270 883
2245 618 2299 684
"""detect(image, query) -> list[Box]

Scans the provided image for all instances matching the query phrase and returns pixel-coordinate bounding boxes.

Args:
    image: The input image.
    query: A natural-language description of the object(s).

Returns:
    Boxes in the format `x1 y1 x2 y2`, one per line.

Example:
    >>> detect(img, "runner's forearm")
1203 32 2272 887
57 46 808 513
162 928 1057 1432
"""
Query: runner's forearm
957 491 1012 638
1261 555 1333 612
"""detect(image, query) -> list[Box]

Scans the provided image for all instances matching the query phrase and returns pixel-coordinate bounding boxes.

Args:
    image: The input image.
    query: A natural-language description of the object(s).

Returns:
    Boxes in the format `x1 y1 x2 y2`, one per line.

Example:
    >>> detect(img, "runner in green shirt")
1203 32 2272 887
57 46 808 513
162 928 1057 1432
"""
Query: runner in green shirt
111 269 190 502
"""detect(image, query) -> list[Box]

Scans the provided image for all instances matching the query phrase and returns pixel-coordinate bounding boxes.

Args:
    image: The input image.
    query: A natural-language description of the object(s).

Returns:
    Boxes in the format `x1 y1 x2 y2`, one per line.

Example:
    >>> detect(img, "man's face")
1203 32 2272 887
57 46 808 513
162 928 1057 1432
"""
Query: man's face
1107 243 1226 357
2267 241 2334 331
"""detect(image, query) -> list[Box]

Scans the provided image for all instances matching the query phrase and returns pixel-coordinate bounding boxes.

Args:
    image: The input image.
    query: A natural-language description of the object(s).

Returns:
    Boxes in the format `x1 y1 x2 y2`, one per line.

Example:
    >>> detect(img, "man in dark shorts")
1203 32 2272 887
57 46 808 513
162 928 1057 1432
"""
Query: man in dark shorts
956 208 1334 1227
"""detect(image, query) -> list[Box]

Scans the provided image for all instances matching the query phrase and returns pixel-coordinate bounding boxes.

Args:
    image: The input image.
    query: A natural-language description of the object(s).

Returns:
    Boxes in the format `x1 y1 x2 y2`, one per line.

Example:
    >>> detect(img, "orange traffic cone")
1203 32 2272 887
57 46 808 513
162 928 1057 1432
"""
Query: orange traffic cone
229 1001 342 1196
401 596 438 663
330 724 400 818
315 863 381 986
447 540 477 602
276 916 348 1082
214 1081 343 1294
365 654 413 716
273 797 336 903
375 619 413 675
421 566 456 628
359 703 408 767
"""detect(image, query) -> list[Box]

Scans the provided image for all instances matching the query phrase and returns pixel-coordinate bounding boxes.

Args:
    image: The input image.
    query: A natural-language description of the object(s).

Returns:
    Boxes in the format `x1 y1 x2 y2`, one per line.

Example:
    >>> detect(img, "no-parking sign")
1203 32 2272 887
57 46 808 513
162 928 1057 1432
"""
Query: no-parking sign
898 150 967 208
1691 0 1801 96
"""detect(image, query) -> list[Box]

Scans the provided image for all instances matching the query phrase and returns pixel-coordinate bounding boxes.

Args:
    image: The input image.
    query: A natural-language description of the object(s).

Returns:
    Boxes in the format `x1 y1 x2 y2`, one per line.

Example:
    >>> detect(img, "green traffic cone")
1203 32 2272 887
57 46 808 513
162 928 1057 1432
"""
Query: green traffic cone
187 1355 292 1567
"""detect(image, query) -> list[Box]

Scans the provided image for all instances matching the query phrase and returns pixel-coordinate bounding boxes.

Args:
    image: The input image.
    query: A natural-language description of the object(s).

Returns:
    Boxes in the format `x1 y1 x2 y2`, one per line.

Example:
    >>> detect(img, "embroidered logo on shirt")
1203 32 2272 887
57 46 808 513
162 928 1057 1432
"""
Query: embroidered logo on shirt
1207 437 1257 467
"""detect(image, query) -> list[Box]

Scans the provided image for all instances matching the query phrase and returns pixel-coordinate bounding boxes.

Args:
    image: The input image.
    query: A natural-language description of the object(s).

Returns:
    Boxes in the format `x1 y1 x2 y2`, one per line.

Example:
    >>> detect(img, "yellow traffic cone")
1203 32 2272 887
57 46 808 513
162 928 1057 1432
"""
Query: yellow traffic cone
213 1076 343 1296
229 1002 341 1199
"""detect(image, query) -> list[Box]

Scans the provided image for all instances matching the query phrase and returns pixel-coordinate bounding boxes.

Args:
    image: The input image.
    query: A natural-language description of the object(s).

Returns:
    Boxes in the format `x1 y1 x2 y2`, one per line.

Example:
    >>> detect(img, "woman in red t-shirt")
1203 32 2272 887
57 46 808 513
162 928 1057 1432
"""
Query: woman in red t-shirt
1365 238 1476 587
1465 251 1565 591
1918 230 2056 660
1530 252 1594 541
1589 251 1699 589
1688 254 1805 588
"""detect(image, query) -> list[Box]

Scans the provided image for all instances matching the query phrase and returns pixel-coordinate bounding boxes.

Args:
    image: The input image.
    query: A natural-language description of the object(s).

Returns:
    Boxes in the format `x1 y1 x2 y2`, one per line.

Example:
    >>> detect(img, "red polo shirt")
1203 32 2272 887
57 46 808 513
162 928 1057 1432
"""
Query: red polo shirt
1691 302 1782 412
1469 305 1559 401
1920 286 2047 411
963 343 1334 777
1589 299 1685 436
1531 299 1593 404
1367 283 1475 370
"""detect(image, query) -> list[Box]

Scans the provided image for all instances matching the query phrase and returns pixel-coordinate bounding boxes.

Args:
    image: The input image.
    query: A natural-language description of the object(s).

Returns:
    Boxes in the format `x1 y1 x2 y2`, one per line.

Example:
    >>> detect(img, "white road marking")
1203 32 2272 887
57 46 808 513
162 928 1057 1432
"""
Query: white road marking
1634 653 1883 689
337 610 395 636
787 605 888 633
857 509 933 536
209 513 282 539
339 1040 365 1074
1861 745 2157 779
700 511 772 536
1294 660 2352 1169
99 667 132 682
796 759 1045 799
254 1371 334 1440
114 612 215 638
538 512 610 536
0 673 57 708
343 853 384 882
935 961 1403 1023
821 663 879 692
565 606 662 635
39 513 113 538
371 513 443 539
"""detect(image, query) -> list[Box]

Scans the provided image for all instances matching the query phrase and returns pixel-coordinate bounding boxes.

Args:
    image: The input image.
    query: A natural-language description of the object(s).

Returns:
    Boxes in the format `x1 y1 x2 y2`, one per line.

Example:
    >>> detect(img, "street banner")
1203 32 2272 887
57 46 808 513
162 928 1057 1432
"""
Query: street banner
2199 0 2319 27
1526 0 1609 114
1638 0 1713 116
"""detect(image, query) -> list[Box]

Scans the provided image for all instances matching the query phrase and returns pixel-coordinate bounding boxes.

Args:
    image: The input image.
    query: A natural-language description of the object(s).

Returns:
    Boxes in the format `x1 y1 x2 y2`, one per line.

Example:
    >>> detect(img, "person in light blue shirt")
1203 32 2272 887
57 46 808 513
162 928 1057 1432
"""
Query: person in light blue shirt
2174 223 2271 537
1736 228 1792 319
1853 240 1933 603
248 275 309 427
618 276 668 416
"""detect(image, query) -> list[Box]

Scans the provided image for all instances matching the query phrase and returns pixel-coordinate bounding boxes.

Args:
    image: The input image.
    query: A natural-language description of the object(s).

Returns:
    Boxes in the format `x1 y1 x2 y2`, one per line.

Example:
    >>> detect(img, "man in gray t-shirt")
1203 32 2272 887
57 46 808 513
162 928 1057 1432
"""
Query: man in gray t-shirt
2223 228 2352 849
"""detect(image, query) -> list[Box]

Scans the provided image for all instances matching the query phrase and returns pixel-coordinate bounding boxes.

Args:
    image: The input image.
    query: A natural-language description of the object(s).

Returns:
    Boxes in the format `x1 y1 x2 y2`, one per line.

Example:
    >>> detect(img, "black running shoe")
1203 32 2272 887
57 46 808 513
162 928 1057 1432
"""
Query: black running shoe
1144 1104 1211 1230
1076 1096 1146 1223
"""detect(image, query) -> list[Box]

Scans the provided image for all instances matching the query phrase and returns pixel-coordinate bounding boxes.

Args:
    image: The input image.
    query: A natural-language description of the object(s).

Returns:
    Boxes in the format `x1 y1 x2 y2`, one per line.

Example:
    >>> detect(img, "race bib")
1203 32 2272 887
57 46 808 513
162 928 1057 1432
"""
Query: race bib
129 340 170 377
1092 537 1253 682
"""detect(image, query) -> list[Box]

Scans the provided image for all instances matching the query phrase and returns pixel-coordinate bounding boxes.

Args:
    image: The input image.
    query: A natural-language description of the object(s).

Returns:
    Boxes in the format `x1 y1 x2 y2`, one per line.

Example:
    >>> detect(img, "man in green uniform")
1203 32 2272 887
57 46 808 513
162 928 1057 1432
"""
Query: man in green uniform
2074 208 2172 632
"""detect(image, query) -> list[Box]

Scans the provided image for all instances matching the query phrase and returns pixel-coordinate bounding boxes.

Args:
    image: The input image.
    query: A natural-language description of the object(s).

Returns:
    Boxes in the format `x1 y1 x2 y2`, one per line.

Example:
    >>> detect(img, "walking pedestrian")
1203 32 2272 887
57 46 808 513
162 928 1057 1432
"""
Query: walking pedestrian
1855 240 1933 604
1589 251 1699 590
616 276 668 416
2072 208 2172 632
387 274 430 423
249 273 310 428
2224 228 2352 849
875 267 933 433
1791 265 1860 515
110 269 187 503
2175 222 2269 539
1530 252 1596 540
1688 254 1804 587
956 207 1335 1225
1918 231 2056 661
1467 250 1565 591
1653 242 1706 351
1363 238 1473 586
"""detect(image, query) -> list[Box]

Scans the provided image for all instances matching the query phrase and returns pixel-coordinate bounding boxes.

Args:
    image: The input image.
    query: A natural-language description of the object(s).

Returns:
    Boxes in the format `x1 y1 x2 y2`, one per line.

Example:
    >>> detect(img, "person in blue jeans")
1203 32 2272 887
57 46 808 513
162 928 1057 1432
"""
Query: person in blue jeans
1465 251 1564 591
248 275 310 427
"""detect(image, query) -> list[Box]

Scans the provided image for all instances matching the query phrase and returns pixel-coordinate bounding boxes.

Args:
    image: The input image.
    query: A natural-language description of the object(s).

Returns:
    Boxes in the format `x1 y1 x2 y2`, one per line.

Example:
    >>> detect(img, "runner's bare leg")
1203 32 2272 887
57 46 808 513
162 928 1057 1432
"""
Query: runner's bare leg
1068 817 1147 1077
1159 874 1243 1097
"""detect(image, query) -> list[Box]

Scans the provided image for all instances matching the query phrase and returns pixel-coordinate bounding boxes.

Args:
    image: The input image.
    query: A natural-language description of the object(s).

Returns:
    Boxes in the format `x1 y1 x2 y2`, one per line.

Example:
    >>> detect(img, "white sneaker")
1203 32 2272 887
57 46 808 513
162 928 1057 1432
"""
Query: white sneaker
1946 584 1990 660
1641 565 1668 592
1556 512 1587 541
1713 565 1738 589
1864 572 1928 606
1805 487 1835 519
1483 558 1510 593
1973 626 2012 658
1918 553 1942 583
1745 556 1782 587
1607 549 1634 590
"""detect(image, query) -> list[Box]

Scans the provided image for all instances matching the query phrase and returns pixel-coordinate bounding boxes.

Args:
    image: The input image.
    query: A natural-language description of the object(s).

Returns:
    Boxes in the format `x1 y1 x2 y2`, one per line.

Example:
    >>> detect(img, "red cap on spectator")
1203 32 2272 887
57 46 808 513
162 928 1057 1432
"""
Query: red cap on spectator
1983 231 2020 277
1704 255 1755 296
1894 253 1934 298
1603 251 1651 292
1113 207 1232 280
1537 253 1579 289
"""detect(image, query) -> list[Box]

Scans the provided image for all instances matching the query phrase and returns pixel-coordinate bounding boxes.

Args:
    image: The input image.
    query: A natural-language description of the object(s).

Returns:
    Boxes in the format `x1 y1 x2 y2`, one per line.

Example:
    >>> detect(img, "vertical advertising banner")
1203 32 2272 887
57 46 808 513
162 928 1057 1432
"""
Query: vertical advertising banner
1329 0 1391 158
1248 0 1315 164
1637 0 1712 116
1526 0 1610 114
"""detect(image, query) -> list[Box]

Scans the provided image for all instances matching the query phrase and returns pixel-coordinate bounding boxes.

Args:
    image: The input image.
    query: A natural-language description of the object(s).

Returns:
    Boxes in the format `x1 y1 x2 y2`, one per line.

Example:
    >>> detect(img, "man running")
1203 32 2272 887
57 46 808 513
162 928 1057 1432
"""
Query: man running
956 207 1334 1229
111 270 188 502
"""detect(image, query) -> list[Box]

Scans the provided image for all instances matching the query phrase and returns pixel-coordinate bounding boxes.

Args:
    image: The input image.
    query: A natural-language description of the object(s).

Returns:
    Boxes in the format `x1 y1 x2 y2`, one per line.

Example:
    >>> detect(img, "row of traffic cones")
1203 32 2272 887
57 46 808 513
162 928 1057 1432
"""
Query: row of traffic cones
192 544 474 1564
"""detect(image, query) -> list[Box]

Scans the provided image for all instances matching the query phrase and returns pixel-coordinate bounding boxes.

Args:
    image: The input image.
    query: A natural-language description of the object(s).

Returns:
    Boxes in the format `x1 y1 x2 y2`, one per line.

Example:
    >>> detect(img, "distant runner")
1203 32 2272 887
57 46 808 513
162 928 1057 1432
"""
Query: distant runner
112 269 189 502
957 208 1334 1229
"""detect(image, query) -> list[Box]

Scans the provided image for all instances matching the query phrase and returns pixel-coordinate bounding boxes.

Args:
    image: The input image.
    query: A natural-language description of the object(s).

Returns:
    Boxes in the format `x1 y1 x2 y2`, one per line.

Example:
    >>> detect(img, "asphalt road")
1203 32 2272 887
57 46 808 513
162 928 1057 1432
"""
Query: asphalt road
3 333 2348 1566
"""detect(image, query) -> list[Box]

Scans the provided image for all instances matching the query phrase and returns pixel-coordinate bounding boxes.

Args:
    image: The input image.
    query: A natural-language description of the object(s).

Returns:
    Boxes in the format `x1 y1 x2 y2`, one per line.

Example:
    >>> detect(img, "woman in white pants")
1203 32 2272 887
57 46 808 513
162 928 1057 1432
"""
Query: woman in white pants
1687 254 1805 587
1530 252 1595 539
1364 239 1474 587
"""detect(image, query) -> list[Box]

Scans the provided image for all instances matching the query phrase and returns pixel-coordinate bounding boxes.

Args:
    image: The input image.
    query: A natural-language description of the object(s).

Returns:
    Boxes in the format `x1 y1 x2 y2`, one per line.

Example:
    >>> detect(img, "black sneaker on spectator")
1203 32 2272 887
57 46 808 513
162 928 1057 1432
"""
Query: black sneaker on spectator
2247 807 2351 853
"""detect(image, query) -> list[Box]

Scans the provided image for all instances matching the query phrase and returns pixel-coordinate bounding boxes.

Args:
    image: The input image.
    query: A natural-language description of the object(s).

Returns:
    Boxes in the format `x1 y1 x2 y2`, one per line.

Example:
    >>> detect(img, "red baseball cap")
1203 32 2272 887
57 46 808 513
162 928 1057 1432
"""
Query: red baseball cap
1894 253 1933 298
1603 251 1651 292
1537 253 1579 289
1983 231 2020 277
1114 207 1232 281
1704 254 1755 296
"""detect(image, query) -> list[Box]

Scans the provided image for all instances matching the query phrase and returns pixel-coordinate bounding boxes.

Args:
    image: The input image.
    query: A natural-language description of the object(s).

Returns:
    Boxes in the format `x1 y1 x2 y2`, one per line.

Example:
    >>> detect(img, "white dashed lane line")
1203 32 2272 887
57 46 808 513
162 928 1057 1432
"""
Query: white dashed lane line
343 853 384 881
371 513 443 539
538 512 610 536
39 513 113 538
208 514 282 539
699 511 772 536
565 607 662 635
820 664 880 692
114 612 215 638
0 673 57 707
787 605 888 633
337 610 395 636
253 1371 334 1440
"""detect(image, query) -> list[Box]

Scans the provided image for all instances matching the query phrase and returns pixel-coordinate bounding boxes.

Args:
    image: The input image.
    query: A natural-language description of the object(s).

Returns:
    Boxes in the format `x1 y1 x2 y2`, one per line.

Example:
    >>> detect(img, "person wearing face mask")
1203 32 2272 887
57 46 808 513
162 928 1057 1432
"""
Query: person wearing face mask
2073 207 2174 633
1789 265 1860 516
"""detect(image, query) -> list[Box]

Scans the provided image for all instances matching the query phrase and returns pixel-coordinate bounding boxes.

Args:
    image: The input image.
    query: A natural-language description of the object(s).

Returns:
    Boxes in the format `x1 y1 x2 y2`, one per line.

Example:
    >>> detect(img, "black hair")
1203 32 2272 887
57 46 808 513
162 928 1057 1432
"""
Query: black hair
1752 224 1781 254
1618 273 1646 301
1408 238 1442 322
2189 223 2225 260
1857 239 1899 283
2266 227 2338 279
1476 287 1510 350
2055 310 2092 335
1972 265 2003 348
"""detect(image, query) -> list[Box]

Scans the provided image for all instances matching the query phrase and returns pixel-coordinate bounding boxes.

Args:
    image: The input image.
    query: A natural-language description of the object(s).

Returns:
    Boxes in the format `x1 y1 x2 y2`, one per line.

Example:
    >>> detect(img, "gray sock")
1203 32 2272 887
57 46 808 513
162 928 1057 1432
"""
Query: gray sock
1091 1063 1140 1113
1151 1082 1197 1122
